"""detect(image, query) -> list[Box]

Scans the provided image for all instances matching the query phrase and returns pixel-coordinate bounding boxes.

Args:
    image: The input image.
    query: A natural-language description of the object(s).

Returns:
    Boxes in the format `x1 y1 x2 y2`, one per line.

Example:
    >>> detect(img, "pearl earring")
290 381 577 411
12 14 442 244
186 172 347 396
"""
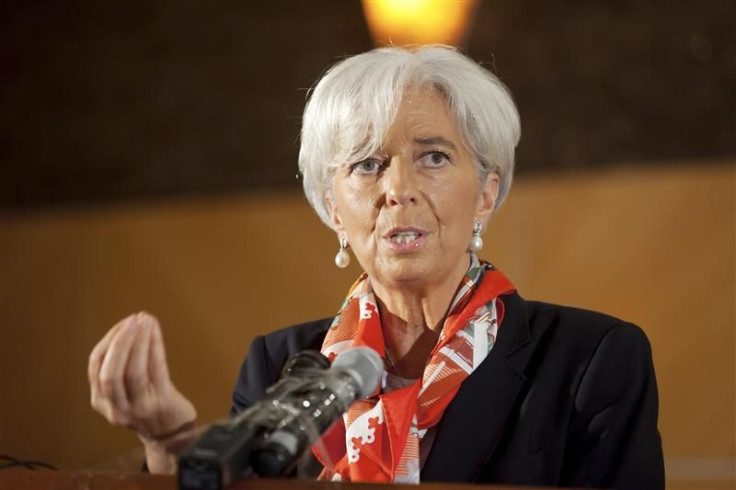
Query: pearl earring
335 235 350 268
470 220 483 252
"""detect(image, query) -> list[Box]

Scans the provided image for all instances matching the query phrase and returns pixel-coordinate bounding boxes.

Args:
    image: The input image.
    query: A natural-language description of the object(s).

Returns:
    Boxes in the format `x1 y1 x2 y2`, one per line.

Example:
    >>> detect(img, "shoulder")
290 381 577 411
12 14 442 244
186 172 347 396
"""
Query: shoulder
246 317 333 381
260 317 333 360
523 297 651 353
500 293 655 392
230 317 332 413
517 297 657 405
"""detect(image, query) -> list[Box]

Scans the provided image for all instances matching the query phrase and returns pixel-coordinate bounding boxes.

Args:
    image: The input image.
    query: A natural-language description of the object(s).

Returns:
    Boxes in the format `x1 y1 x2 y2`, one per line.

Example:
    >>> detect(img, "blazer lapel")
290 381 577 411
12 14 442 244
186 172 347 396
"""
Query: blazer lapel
421 293 536 482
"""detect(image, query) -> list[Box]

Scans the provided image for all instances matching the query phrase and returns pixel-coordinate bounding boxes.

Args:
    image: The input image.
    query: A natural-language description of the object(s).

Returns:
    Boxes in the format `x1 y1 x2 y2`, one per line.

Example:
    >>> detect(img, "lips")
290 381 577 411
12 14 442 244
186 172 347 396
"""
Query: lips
384 227 426 252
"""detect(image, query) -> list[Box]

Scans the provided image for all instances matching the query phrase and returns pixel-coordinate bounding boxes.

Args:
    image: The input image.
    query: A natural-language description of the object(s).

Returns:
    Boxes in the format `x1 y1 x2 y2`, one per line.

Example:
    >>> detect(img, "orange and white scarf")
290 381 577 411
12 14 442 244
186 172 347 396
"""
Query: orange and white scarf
314 254 515 483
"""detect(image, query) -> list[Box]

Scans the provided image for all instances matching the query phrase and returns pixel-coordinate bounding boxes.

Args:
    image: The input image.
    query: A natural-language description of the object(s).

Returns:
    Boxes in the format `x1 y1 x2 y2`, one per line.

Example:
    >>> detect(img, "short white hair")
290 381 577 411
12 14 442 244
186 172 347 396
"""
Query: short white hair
298 45 521 229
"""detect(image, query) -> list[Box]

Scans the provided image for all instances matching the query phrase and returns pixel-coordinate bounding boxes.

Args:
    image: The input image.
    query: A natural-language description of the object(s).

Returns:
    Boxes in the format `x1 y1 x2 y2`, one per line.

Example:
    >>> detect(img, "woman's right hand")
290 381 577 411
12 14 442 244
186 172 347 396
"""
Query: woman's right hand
88 312 197 474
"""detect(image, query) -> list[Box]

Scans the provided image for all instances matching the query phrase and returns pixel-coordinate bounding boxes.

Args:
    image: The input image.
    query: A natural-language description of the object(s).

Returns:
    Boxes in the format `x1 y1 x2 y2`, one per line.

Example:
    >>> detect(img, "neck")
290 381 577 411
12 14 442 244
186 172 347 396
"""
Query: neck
372 254 471 379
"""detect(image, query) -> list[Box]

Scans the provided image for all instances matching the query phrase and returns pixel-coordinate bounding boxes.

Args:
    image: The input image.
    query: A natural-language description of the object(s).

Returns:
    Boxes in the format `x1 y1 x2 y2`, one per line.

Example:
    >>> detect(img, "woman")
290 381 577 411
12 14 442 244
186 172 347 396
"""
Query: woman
88 46 664 488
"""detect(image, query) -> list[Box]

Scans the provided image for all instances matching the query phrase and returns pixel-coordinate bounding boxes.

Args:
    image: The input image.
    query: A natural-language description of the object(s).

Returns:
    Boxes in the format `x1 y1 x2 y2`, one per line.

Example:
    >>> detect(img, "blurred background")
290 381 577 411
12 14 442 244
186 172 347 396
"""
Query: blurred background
0 1 734 488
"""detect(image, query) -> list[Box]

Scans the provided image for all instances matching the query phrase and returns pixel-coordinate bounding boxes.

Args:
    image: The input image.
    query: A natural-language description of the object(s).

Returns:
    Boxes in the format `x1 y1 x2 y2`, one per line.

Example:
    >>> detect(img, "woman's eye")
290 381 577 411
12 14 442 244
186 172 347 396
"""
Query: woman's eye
350 158 382 175
421 151 451 168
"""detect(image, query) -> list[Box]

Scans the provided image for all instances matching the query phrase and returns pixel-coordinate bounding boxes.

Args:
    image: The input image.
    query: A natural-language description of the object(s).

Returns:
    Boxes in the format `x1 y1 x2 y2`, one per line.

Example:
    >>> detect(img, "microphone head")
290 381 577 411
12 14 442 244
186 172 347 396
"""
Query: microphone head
332 346 383 399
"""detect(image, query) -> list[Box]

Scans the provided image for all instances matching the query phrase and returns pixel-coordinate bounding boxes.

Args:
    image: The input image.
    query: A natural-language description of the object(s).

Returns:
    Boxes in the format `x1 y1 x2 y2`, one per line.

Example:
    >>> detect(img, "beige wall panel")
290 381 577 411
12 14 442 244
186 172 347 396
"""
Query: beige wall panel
1 163 733 485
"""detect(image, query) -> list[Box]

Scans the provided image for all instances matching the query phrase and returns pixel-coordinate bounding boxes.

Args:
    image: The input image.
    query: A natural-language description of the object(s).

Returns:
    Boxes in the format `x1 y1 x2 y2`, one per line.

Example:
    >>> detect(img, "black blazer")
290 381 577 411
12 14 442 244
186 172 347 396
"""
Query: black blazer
231 293 664 489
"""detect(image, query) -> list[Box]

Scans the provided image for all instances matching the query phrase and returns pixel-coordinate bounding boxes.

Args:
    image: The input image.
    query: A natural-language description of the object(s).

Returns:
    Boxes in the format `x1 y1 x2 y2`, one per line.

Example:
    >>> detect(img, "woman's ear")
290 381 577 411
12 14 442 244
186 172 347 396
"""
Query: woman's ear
324 192 344 232
476 172 500 221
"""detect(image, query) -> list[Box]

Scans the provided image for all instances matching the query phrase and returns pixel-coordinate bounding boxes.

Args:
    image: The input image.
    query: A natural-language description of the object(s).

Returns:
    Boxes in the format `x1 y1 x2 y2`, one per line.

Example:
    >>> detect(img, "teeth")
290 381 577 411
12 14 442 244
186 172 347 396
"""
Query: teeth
390 232 419 244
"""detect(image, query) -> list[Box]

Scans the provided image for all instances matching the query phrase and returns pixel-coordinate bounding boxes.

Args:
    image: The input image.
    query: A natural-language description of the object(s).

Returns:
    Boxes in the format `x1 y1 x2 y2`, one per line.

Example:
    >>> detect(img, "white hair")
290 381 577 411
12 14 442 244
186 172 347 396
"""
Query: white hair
298 45 521 229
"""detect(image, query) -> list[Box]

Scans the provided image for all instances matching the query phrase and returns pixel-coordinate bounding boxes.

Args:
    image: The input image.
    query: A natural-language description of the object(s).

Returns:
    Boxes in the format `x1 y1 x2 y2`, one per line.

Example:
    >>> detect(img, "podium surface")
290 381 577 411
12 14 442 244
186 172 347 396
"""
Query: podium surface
0 469 537 490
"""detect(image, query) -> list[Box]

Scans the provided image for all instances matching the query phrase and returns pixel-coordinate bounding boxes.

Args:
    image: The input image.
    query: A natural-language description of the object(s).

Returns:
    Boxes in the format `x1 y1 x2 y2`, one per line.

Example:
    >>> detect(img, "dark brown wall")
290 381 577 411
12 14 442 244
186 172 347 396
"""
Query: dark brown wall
1 0 734 210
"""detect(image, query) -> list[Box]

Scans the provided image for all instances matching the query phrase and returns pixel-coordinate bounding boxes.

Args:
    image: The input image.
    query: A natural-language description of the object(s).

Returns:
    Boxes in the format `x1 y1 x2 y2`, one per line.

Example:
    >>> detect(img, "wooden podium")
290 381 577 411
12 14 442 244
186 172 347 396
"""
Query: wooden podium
0 469 537 489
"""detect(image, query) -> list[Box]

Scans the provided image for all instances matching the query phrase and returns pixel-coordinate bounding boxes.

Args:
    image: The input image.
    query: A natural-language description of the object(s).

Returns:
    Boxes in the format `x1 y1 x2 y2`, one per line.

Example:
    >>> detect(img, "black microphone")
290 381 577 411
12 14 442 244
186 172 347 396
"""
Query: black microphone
177 347 382 489
177 350 331 490
251 346 383 477
263 349 332 400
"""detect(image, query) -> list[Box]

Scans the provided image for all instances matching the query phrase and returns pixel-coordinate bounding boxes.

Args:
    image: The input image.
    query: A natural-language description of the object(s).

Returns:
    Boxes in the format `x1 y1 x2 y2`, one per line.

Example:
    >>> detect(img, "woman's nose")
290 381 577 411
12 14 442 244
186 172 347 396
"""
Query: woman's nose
384 157 419 207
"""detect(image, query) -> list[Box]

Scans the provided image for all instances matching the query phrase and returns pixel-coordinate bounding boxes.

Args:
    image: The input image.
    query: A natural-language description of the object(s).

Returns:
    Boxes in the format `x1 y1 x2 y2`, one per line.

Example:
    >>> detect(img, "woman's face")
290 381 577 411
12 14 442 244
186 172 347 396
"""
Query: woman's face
327 87 498 291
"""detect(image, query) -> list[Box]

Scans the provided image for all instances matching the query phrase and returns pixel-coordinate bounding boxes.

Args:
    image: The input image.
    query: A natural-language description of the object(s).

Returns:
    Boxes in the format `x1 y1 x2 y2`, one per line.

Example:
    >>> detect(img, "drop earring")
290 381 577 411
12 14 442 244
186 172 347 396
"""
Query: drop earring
470 220 483 252
335 235 350 268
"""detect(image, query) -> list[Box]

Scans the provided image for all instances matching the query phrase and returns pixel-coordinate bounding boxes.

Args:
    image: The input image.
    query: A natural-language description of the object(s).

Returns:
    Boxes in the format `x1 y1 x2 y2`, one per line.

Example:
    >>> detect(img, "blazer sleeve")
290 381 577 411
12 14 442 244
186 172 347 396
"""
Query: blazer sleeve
561 323 664 489
230 335 278 417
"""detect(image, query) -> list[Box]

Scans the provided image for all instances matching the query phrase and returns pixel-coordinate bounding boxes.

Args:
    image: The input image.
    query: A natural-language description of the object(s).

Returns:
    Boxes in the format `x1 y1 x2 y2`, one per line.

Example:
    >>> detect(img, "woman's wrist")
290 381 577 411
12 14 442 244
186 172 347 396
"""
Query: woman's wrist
141 438 177 474
138 417 198 474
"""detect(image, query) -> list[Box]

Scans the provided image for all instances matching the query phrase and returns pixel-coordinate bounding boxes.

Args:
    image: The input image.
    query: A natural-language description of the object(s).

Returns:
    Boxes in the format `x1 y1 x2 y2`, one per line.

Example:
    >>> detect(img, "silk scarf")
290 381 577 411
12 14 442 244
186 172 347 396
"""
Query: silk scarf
314 254 515 483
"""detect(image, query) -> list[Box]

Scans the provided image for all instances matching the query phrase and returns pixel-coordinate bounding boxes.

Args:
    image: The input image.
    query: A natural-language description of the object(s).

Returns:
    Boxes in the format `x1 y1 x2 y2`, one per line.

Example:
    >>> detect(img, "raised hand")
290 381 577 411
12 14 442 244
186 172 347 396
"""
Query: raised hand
88 312 197 473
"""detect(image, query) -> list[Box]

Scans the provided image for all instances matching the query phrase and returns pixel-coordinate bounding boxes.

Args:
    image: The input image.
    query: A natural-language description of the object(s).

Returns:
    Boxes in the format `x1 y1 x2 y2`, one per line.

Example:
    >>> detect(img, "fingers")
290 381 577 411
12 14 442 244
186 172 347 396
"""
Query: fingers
89 316 132 416
125 313 154 401
149 315 171 390
88 316 129 386
98 315 141 414
88 311 177 435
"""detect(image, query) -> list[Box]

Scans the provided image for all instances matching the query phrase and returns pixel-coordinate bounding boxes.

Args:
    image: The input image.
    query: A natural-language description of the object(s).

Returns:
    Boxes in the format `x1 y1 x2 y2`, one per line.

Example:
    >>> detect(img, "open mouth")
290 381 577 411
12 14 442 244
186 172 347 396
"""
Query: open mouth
390 231 421 244
384 228 426 251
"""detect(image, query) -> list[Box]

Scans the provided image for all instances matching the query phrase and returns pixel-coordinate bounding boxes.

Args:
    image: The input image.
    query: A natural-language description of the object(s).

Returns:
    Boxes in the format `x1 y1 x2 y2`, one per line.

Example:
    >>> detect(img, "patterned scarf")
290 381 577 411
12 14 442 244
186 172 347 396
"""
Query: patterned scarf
314 254 515 483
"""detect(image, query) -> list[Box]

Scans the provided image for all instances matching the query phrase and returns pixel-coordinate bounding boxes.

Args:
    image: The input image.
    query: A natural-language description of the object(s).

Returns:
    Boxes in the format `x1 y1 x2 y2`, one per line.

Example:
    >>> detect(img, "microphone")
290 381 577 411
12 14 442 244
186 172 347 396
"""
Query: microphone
177 350 331 490
177 347 383 489
251 346 383 477
262 349 331 400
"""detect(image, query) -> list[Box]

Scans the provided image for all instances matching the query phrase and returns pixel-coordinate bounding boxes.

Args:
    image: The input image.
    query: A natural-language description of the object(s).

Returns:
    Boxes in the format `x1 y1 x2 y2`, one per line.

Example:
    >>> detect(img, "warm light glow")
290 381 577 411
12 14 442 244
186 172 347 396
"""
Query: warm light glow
362 0 478 46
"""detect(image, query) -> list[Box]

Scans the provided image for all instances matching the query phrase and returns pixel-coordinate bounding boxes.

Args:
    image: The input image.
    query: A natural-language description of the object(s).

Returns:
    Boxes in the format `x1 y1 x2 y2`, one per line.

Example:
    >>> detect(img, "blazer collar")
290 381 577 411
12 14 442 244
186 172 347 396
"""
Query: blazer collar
421 293 536 482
